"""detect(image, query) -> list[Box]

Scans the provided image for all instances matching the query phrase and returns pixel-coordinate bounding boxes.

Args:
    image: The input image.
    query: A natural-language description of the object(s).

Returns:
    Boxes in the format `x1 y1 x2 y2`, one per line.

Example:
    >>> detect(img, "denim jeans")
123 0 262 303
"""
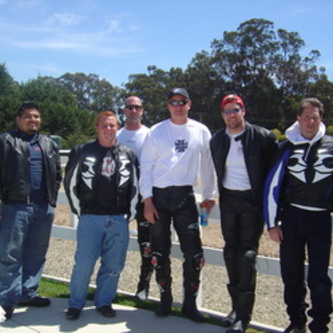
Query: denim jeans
68 214 129 310
0 203 55 307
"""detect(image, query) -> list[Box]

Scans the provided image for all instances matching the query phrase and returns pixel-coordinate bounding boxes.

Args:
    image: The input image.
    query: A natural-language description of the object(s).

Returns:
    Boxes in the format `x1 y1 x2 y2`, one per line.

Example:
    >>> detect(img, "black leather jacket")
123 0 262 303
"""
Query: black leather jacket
64 140 139 220
210 122 278 209
0 129 62 206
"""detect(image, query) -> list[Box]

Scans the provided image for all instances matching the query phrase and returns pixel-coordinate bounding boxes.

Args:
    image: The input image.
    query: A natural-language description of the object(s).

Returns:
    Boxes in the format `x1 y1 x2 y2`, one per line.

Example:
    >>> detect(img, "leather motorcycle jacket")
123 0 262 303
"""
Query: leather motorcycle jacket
0 129 62 206
210 122 278 209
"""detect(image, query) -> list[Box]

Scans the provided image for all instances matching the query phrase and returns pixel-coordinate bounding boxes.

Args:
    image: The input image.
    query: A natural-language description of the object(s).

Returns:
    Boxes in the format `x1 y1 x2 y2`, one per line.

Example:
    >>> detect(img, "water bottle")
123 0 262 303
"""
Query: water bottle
199 202 209 227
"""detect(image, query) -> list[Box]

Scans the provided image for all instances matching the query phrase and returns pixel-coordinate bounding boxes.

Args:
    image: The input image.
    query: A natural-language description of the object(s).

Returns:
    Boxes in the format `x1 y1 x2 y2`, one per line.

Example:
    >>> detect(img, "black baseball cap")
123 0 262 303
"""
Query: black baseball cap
168 88 190 100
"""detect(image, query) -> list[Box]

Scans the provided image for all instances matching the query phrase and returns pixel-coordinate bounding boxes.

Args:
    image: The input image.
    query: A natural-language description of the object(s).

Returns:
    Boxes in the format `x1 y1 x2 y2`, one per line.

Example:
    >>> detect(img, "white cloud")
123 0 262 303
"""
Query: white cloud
45 13 86 27
0 12 144 57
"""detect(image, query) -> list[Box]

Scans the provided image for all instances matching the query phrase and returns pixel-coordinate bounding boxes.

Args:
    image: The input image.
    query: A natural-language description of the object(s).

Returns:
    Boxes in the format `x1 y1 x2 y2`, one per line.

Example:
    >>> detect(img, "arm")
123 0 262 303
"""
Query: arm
139 132 160 224
200 128 217 207
54 143 62 193
264 131 279 168
139 132 155 201
64 146 81 216
263 149 290 230
128 151 140 221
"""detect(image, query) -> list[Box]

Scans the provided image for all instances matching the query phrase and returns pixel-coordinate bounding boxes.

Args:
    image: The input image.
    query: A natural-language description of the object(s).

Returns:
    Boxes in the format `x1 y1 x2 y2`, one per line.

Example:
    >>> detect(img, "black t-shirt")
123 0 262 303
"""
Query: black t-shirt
79 146 127 215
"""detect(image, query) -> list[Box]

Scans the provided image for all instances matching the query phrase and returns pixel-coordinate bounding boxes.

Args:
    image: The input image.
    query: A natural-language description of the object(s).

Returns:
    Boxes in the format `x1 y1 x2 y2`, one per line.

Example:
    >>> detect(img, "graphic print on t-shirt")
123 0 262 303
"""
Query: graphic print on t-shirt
102 154 115 178
175 139 188 153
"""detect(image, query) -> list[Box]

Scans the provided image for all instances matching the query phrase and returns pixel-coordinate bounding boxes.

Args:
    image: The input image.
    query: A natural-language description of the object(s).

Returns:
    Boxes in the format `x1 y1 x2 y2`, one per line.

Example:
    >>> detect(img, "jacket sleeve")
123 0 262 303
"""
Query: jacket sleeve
128 152 140 221
264 131 279 169
64 146 82 216
54 143 62 193
263 149 290 229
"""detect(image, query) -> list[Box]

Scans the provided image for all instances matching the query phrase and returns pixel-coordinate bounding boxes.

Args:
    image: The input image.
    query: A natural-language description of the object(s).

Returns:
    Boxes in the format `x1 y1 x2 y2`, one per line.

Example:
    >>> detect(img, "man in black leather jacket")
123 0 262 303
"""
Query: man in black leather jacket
64 111 139 321
0 102 62 321
210 94 278 333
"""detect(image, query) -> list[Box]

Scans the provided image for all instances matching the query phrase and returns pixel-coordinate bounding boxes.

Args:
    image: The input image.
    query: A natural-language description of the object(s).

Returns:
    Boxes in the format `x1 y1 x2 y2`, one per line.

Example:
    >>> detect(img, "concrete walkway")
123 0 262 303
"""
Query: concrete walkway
0 298 284 333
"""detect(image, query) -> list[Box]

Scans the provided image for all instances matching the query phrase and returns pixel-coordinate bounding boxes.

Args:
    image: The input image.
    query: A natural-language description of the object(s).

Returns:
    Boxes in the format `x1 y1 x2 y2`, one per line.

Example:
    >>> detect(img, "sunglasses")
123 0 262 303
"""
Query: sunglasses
125 105 143 111
222 108 241 115
169 100 187 106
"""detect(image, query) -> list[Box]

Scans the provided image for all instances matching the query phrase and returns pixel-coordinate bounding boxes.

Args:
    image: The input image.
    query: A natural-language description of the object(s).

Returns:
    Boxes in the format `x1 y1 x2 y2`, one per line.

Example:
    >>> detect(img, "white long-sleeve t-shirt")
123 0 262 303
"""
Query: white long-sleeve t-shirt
139 118 216 200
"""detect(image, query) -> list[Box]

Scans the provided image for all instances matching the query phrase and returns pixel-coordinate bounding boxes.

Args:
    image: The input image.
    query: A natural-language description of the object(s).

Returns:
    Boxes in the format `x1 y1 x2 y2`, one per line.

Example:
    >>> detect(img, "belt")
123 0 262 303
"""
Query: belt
222 188 252 195
153 185 193 192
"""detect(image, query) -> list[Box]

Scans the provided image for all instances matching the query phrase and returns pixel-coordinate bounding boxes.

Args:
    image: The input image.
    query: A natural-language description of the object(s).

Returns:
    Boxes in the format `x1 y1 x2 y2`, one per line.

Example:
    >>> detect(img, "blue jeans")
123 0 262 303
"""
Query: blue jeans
0 203 55 307
68 214 129 310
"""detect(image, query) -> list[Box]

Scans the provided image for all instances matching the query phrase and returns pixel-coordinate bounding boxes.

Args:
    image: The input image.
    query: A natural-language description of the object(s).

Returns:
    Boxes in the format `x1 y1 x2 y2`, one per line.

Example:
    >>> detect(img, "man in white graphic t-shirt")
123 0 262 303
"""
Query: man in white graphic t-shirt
140 88 216 322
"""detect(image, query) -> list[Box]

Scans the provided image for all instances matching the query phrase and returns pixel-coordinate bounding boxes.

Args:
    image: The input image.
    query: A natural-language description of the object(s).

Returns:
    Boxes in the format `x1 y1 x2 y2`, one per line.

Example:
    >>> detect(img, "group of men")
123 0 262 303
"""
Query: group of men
0 90 331 333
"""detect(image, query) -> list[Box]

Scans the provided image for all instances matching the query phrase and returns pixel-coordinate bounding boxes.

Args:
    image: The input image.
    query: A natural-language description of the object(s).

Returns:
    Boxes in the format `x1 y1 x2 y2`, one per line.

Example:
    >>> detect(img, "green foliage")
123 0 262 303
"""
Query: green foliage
327 125 333 136
271 128 286 141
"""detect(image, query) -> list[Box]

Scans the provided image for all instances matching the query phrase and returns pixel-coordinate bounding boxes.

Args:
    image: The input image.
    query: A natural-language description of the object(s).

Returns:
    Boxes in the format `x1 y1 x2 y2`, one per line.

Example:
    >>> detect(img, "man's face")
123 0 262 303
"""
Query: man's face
221 102 245 132
96 116 118 145
16 108 41 134
167 95 191 124
123 97 143 124
297 106 321 140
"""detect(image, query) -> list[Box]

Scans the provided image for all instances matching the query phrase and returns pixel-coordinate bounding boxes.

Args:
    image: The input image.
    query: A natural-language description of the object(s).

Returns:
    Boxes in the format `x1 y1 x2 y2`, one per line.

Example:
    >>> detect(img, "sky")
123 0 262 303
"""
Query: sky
1 0 333 88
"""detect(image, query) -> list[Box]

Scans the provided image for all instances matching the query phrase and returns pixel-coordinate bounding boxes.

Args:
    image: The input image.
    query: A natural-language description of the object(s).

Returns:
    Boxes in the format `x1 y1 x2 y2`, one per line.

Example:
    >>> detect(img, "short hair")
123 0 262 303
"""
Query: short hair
298 98 324 118
124 96 143 106
16 101 40 117
95 111 119 127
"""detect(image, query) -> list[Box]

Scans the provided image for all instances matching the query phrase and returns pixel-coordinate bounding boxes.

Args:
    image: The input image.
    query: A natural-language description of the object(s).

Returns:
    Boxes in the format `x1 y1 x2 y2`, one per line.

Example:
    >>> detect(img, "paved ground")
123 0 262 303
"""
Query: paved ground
0 298 283 333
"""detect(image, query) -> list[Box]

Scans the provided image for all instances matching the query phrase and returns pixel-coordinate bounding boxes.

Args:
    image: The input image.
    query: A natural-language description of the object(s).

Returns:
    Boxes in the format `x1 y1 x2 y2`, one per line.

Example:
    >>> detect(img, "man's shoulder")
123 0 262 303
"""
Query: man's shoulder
247 122 270 133
246 123 276 140
150 119 169 132
187 118 209 130
0 130 15 139
211 127 226 140
322 134 333 143
71 141 95 153
115 143 137 160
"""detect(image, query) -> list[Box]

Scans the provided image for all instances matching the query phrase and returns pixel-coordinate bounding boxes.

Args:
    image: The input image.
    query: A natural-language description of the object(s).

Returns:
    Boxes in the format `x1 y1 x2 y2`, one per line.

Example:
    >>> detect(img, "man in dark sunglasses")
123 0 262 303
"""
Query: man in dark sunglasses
140 88 216 322
117 96 154 301
210 94 278 333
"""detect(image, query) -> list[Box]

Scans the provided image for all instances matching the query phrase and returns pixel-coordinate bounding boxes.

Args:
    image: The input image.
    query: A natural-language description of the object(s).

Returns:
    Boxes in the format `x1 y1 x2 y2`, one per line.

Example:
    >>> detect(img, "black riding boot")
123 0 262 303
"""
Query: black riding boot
155 279 173 317
221 284 238 327
226 291 255 333
181 281 207 322
135 256 154 300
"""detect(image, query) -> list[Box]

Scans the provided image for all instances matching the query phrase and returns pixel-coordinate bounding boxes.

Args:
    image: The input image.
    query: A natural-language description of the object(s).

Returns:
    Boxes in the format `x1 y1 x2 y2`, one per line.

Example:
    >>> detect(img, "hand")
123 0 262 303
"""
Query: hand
144 197 159 224
268 226 283 243
201 199 216 214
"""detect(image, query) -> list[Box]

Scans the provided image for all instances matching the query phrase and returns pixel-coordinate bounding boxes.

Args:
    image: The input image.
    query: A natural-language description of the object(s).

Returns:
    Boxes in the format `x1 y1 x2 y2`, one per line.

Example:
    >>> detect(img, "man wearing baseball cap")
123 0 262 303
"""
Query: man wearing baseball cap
140 88 216 322
210 94 278 332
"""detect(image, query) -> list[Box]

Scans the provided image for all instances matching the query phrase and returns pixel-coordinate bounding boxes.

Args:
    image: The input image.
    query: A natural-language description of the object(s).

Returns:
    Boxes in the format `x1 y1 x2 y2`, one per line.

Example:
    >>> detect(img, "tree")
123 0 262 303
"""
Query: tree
56 73 122 113
0 63 21 131
209 18 323 129
185 51 223 130
20 76 96 145
123 65 187 126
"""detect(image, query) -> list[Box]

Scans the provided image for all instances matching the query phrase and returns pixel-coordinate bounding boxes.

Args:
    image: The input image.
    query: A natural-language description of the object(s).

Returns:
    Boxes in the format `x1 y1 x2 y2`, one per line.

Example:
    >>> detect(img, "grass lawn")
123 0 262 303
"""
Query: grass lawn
39 277 270 333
